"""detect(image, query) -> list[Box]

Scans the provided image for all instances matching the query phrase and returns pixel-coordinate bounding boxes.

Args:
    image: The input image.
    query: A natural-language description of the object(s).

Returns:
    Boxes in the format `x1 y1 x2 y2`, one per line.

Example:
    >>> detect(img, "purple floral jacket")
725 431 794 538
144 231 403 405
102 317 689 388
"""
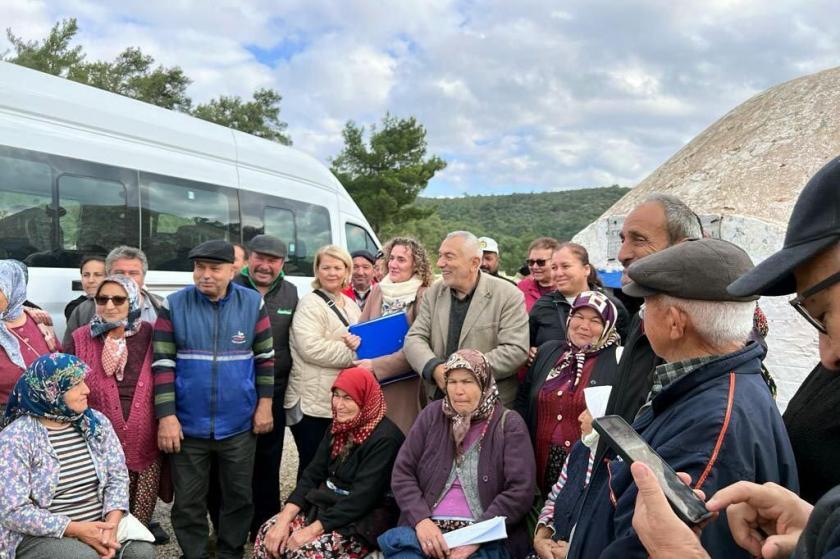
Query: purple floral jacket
0 412 129 558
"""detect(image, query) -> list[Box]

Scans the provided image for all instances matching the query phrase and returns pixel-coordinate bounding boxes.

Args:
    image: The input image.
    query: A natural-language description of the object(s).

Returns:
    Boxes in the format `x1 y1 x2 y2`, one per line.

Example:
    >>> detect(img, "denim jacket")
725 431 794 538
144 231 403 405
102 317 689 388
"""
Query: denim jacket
0 411 129 558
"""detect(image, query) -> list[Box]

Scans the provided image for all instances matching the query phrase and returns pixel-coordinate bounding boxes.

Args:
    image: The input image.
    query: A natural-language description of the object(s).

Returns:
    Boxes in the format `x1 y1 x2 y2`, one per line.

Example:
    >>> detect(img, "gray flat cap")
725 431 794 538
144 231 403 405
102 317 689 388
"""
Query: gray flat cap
248 235 287 258
622 238 759 302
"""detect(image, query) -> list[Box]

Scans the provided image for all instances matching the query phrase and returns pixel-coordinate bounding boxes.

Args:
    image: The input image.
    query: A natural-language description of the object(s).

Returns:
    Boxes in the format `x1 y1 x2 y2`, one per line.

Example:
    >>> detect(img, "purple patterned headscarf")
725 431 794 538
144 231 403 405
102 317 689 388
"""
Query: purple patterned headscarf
547 291 621 387
567 291 620 350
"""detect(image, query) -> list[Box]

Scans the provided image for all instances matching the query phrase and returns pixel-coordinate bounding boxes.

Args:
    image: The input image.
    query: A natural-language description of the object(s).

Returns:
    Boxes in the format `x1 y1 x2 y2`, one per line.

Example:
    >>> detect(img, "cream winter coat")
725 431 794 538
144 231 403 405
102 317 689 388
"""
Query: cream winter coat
285 290 362 418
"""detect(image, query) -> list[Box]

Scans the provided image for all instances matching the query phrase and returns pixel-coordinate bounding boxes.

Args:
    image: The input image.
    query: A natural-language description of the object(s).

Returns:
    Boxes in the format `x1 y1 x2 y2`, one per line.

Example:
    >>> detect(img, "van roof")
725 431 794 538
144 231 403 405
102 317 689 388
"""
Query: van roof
0 61 345 194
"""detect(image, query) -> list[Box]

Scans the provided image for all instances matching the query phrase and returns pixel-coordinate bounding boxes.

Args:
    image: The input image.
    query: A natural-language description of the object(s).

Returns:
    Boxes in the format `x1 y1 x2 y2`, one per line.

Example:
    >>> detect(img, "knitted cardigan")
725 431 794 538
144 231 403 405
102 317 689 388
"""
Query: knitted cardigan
72 323 159 472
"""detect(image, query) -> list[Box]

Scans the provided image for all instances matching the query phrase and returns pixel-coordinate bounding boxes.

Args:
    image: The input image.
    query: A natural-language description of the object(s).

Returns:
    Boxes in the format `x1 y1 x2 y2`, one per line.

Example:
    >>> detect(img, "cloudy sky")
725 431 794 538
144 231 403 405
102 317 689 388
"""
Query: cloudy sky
2 1 838 196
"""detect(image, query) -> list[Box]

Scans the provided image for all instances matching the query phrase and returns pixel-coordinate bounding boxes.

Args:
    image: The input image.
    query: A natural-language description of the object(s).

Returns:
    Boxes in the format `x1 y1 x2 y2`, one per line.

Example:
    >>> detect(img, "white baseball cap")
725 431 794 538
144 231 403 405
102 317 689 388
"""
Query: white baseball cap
478 236 499 254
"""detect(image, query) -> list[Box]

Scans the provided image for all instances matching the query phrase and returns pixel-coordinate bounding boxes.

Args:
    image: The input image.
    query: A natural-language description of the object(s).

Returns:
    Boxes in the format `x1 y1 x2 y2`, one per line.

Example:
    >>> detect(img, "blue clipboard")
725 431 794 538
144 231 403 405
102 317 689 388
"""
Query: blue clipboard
349 311 410 359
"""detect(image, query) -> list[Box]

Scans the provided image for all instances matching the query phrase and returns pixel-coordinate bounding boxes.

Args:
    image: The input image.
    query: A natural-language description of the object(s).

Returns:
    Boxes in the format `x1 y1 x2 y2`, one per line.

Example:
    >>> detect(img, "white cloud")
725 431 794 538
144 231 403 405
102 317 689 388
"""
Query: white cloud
2 0 839 196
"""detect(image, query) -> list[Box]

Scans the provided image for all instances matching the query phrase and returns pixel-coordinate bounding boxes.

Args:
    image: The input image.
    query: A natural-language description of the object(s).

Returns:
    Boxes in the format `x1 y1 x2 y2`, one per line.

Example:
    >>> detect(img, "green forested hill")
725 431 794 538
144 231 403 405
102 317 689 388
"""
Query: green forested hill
380 185 630 274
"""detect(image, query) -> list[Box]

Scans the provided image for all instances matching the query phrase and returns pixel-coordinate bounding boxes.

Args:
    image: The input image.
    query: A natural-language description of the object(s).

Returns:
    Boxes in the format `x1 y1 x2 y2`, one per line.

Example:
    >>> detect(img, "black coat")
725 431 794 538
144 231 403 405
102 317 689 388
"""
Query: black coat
289 416 404 540
64 294 87 321
796 484 840 558
784 363 840 505
233 272 298 396
601 313 659 425
529 290 630 348
514 340 620 438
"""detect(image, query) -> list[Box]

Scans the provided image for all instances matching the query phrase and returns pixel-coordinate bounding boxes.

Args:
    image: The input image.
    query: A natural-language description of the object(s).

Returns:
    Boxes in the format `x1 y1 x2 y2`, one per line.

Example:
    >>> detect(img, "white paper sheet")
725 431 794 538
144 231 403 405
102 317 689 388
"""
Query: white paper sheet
442 516 507 548
584 385 612 418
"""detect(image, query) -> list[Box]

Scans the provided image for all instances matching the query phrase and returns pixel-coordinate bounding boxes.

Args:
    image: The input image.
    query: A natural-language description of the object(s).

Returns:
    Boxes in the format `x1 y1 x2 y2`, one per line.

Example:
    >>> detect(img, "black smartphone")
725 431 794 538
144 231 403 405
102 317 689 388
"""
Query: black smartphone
593 415 713 525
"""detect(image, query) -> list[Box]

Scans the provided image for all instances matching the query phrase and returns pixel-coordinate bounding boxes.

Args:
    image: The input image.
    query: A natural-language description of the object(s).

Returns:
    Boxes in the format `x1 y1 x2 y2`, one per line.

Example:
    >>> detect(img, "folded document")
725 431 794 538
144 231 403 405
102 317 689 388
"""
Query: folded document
442 516 507 548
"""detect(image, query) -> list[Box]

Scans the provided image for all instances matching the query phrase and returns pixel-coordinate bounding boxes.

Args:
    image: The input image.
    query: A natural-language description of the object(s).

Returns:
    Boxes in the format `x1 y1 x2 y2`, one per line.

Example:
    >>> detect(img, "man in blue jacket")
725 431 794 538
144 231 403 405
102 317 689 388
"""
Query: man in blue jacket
567 238 797 559
153 239 275 559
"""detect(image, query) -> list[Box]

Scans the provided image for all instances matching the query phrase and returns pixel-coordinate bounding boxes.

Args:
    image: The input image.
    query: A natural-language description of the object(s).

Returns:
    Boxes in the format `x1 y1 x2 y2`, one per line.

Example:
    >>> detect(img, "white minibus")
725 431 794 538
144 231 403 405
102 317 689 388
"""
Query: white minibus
0 62 380 338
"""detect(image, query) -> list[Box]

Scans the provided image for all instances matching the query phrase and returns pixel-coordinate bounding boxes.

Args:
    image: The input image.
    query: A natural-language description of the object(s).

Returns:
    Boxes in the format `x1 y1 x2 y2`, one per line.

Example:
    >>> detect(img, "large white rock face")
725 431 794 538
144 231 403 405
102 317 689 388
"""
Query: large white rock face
575 66 840 409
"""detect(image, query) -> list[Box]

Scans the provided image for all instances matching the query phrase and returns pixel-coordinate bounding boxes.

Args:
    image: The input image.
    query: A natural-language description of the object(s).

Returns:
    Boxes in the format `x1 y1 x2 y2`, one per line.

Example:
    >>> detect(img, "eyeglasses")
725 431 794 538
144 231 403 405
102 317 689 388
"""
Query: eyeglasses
94 295 128 306
526 258 548 267
789 270 840 334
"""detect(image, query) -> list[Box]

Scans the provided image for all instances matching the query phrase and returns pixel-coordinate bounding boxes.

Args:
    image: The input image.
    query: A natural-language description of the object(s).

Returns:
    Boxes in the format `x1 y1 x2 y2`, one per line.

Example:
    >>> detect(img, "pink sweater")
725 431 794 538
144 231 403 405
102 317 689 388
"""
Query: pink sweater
72 324 159 472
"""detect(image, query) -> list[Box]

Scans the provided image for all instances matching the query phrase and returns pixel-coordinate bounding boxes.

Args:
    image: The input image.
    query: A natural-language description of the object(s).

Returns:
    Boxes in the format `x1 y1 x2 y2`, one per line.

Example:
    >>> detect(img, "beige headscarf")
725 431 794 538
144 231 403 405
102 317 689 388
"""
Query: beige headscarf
441 349 499 460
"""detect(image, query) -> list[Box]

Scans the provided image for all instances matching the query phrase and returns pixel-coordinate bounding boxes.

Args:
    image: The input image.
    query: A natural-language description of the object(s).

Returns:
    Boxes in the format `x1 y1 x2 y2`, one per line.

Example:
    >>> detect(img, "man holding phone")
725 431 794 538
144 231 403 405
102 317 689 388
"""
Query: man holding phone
566 238 797 559
631 157 840 559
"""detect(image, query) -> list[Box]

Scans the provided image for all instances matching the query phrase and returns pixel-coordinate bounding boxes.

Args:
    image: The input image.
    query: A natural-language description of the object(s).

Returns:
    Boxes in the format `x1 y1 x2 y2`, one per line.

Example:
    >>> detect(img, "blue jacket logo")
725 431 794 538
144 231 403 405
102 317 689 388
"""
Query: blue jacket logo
231 331 247 344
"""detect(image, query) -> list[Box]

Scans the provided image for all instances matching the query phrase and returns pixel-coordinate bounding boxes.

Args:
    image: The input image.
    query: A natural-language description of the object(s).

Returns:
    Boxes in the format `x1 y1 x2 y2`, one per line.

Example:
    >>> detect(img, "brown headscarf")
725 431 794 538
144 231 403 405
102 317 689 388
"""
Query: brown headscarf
441 349 499 459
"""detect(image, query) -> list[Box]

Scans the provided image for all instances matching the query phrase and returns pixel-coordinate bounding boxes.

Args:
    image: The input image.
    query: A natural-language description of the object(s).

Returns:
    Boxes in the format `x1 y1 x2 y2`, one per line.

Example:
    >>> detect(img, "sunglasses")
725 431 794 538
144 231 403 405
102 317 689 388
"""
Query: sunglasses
789 270 840 334
526 258 548 267
94 295 128 306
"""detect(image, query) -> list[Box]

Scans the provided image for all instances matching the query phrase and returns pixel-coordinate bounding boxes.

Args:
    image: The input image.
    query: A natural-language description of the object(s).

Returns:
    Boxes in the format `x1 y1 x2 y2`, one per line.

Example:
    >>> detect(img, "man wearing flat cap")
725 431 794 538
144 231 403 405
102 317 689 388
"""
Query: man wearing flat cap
343 249 377 311
152 239 275 559
233 234 299 534
624 158 840 559
566 238 797 559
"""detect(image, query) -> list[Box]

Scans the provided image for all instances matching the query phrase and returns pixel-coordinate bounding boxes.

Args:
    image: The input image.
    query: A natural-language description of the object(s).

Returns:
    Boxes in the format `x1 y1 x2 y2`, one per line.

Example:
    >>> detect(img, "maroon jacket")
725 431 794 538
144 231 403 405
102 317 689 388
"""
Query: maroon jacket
391 400 536 556
72 323 158 472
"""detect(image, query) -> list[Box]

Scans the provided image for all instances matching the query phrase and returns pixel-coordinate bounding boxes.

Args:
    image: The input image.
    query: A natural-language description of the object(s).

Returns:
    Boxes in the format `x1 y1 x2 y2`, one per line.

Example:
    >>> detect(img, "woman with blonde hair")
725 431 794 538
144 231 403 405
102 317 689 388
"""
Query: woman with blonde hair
351 236 433 434
285 245 362 477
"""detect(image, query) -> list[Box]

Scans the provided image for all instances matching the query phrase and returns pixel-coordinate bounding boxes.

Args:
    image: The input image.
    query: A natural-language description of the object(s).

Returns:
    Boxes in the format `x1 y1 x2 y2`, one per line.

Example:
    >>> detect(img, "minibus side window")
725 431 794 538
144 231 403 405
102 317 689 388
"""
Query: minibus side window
345 222 378 254
0 154 53 262
263 206 299 274
240 190 331 277
140 174 240 271
295 203 331 274
264 207 295 244
58 175 127 256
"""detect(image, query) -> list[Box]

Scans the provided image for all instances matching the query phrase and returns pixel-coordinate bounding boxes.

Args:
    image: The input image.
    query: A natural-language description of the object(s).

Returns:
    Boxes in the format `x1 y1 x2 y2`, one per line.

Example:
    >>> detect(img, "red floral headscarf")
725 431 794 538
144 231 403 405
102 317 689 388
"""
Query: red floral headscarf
330 367 387 459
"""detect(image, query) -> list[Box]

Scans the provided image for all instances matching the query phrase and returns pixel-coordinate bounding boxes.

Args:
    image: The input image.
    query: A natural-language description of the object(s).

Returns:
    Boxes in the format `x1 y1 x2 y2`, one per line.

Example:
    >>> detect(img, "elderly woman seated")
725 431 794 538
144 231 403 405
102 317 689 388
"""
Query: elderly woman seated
254 367 404 559
380 349 536 559
0 353 154 559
